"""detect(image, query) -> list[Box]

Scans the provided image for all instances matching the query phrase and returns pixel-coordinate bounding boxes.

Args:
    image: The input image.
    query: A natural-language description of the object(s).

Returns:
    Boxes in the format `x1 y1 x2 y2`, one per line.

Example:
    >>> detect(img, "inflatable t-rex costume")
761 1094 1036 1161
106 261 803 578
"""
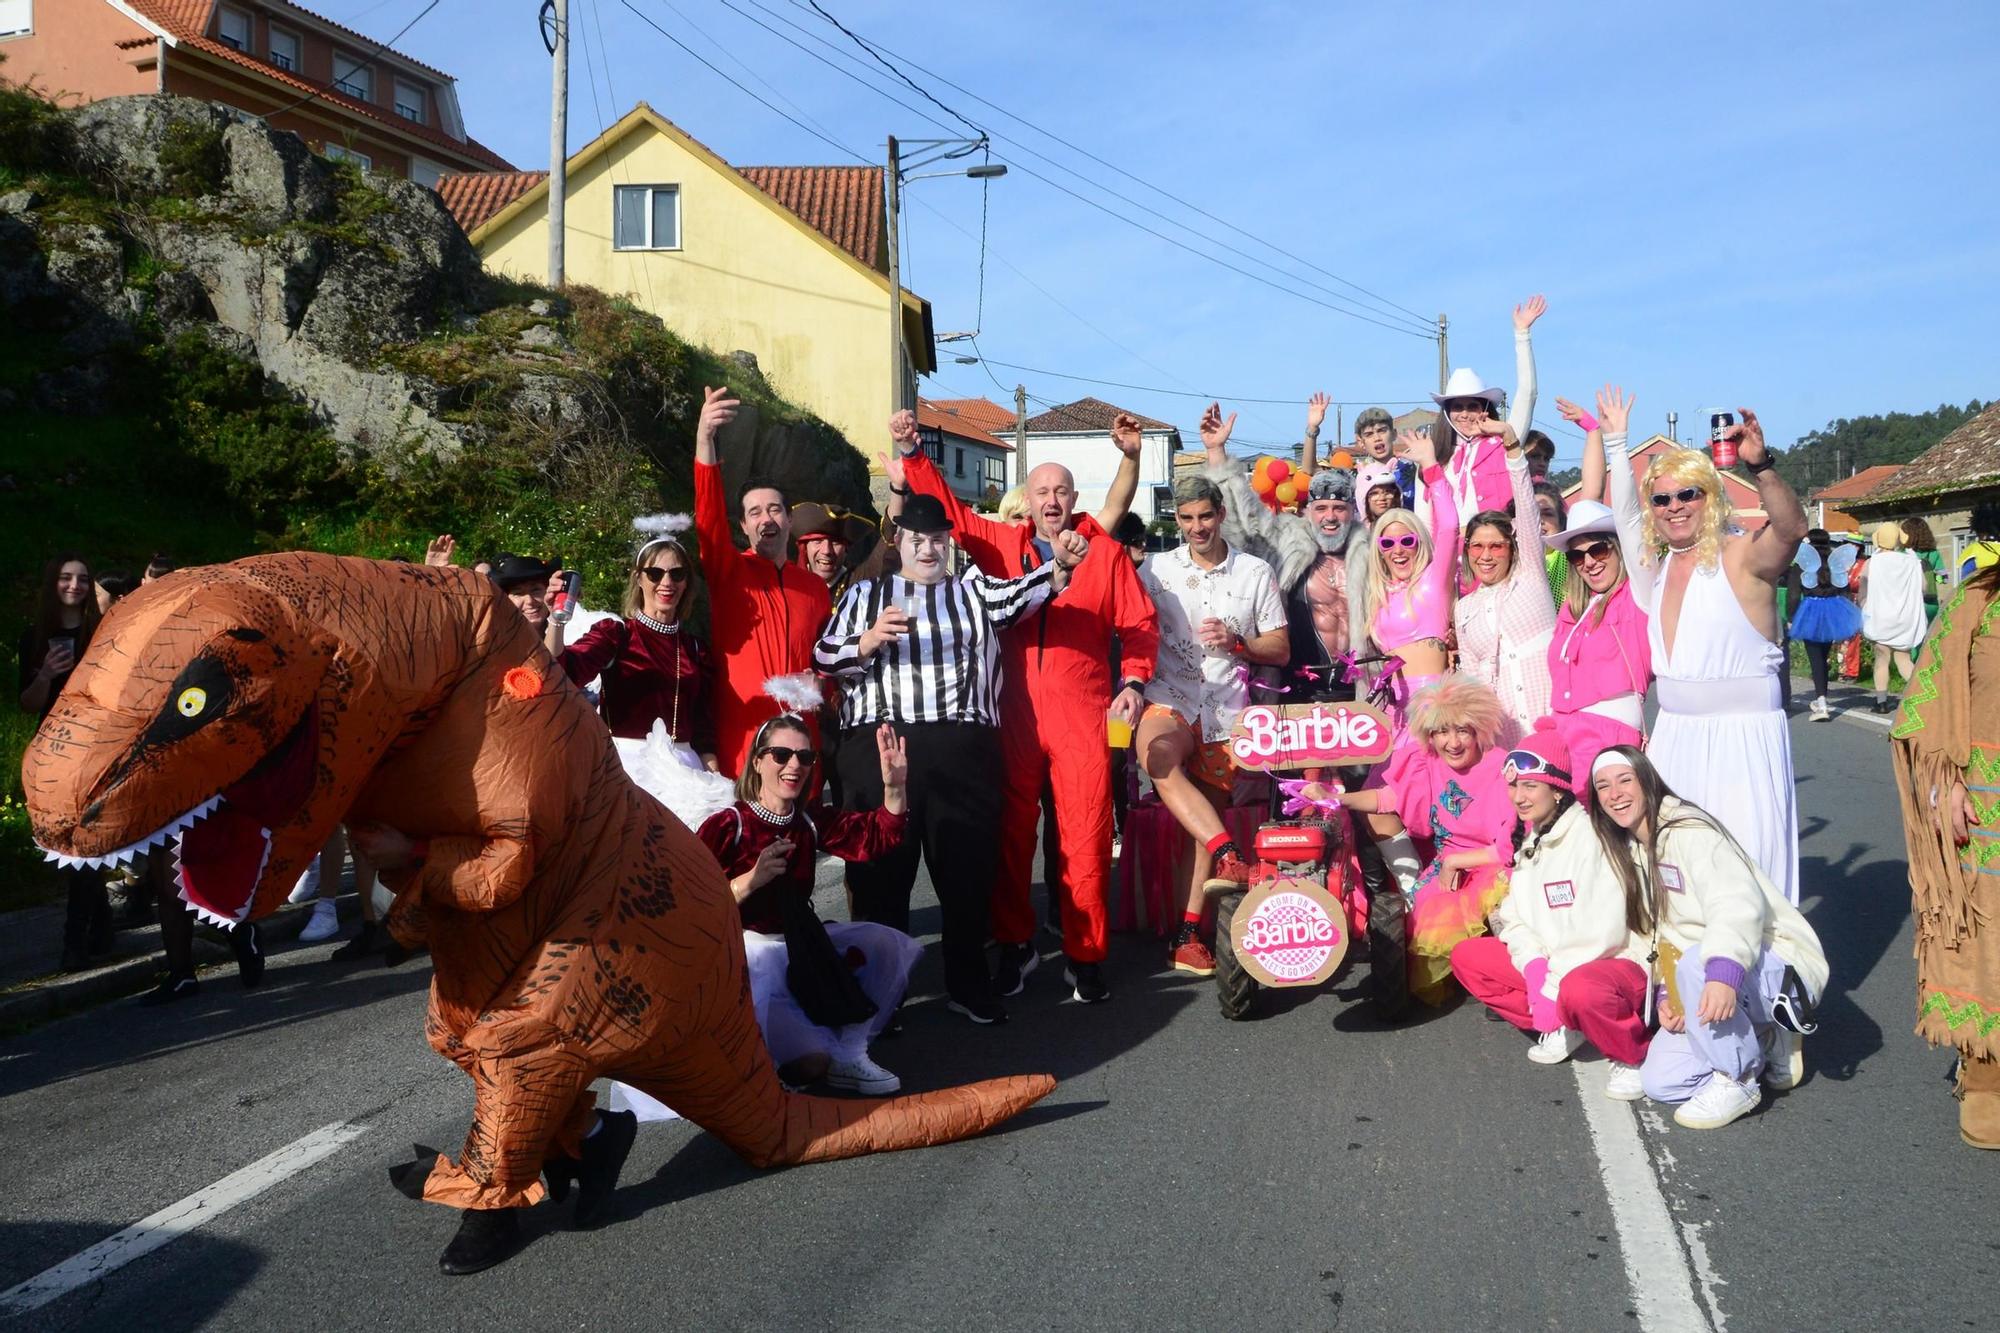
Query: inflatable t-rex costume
23 554 1053 1268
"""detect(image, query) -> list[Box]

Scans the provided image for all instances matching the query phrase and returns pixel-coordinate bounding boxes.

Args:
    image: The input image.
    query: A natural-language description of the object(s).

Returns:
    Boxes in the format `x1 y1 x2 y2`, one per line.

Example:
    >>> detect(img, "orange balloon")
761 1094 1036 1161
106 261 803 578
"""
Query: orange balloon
1251 470 1275 494
1329 449 1355 469
1267 459 1291 484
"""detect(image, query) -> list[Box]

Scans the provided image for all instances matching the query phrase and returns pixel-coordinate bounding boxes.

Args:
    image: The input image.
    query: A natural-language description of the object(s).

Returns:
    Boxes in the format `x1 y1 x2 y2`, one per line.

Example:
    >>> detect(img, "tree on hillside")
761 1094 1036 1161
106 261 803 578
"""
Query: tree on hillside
1775 400 1987 493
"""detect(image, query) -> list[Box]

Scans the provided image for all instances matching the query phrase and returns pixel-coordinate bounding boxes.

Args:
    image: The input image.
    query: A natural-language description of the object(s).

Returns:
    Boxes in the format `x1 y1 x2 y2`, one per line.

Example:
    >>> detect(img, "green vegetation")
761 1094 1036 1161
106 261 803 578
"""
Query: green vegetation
1777 400 1988 494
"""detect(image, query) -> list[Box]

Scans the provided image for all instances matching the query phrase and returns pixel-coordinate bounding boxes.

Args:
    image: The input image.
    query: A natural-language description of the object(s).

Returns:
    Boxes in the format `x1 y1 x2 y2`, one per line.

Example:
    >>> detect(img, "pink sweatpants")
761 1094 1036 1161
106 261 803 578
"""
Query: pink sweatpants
1449 937 1652 1066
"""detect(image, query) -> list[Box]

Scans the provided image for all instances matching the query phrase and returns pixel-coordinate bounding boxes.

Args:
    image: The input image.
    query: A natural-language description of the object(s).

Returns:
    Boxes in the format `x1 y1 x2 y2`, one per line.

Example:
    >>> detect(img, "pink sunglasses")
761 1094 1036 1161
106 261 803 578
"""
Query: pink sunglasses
1377 534 1419 550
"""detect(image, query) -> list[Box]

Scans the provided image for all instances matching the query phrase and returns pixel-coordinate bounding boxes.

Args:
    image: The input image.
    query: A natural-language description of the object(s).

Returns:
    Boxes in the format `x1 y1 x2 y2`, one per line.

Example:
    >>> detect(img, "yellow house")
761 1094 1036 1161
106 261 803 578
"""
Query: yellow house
437 103 934 456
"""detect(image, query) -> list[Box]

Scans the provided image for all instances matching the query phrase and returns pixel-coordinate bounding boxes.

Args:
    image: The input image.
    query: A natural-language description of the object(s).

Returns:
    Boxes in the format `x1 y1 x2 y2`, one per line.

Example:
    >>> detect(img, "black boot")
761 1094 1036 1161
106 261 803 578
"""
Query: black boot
231 920 265 988
438 1207 525 1276
331 920 384 962
544 1109 637 1228
1357 834 1409 1023
140 972 200 1005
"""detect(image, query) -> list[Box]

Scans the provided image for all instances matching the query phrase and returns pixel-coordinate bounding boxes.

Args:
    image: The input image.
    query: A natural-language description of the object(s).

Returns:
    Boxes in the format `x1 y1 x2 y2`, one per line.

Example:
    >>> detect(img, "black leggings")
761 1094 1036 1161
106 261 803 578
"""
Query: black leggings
1804 640 1832 697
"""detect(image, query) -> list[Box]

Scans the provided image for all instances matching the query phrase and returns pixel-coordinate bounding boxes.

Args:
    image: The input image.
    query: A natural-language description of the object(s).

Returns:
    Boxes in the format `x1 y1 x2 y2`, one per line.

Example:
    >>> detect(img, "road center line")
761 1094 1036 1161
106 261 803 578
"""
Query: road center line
1569 1060 1714 1332
0 1120 371 1318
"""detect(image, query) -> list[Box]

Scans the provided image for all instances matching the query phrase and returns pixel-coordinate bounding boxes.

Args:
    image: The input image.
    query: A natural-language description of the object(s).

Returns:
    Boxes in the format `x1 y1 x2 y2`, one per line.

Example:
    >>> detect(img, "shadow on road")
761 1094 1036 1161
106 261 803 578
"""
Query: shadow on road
0 1220 264 1330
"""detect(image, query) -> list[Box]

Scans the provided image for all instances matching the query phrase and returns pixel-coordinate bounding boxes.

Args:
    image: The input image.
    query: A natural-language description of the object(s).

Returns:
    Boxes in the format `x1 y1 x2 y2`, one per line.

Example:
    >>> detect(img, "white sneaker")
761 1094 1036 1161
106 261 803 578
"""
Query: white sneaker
823 1052 900 1096
1808 696 1831 722
297 898 340 943
1528 1028 1586 1065
1605 1061 1646 1101
1673 1071 1762 1129
1759 1026 1804 1091
286 854 323 904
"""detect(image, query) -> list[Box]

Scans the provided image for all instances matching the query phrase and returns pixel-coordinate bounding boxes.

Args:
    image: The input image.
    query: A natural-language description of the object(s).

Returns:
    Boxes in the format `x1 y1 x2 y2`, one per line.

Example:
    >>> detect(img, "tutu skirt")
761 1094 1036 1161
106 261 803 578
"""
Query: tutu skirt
613 720 737 832
1407 861 1509 1005
1788 595 1861 644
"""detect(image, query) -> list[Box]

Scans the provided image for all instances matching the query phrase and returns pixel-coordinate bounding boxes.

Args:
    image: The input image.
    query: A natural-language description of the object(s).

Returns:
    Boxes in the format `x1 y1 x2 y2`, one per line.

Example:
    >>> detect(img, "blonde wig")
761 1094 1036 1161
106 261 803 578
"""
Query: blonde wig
1873 521 1903 552
1406 674 1506 753
996 486 1028 524
1360 507 1434 631
1640 448 1732 573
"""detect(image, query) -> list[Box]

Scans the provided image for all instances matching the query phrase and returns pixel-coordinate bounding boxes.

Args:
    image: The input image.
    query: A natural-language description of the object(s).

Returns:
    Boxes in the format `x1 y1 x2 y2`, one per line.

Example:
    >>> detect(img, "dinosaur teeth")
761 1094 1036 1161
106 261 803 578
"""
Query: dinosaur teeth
35 793 228 871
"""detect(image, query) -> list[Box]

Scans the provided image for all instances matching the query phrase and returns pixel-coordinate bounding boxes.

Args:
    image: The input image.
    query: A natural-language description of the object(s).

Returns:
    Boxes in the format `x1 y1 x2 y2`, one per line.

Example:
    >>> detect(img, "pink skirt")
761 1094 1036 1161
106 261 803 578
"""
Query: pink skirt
1407 860 1509 1005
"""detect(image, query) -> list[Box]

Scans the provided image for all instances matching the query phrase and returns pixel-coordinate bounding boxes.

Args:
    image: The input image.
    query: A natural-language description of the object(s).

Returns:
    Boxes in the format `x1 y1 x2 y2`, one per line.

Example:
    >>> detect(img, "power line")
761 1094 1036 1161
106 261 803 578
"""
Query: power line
962 355 1434 408
259 0 442 125
801 0 984 137
778 0 1435 332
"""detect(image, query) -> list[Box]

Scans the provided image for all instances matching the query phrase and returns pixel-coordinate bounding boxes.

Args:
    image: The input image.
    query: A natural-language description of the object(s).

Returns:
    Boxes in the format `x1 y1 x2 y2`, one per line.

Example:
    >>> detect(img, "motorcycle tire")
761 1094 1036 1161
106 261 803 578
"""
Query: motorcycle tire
1213 888 1261 1021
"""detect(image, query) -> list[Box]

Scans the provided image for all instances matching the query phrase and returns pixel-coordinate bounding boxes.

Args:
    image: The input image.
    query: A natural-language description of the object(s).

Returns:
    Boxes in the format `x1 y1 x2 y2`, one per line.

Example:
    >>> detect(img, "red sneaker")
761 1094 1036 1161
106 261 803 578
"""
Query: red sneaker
1170 925 1216 977
1202 846 1254 895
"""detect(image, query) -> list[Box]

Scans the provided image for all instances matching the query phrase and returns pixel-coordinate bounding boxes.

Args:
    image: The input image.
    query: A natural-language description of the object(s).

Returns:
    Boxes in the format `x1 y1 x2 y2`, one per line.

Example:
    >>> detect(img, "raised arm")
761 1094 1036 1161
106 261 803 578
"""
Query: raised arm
1596 386 1652 612
1299 392 1331 478
1506 296 1544 441
1504 446 1553 610
693 385 745 587
892 412 1011 575
1730 408 1810 584
1400 428 1460 573
1556 396 1607 503
1093 413 1144 533
1201 401 1317 588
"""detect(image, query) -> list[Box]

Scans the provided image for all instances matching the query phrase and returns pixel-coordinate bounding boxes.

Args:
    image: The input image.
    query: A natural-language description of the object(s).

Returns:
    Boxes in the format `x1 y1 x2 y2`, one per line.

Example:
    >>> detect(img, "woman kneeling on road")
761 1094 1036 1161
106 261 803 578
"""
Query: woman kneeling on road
1450 719 1651 1097
1590 747 1829 1130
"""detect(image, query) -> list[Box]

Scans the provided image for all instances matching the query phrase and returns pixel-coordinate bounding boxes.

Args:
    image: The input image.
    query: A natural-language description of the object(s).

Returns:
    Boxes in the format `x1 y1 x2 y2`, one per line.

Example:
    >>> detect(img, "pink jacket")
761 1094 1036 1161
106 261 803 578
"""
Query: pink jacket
1548 582 1653 713
1443 433 1515 520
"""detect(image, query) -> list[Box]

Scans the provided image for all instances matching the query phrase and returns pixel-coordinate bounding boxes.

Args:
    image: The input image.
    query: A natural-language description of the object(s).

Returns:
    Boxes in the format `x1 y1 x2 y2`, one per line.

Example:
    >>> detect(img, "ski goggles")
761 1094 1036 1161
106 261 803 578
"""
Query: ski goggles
1771 966 1819 1035
1502 750 1572 787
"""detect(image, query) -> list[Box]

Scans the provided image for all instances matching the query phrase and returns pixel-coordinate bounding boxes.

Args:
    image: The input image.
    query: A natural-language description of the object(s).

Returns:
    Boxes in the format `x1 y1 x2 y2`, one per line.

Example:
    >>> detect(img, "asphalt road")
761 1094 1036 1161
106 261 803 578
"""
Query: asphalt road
1 711 1992 1332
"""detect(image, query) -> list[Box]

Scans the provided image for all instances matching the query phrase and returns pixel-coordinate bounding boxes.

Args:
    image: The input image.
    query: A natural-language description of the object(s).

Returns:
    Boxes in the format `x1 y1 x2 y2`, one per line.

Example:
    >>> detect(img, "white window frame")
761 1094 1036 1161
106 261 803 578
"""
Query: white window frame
216 4 251 51
982 454 1006 493
323 144 372 171
0 0 33 41
267 25 301 72
332 50 372 101
407 156 445 189
611 184 681 252
393 78 426 123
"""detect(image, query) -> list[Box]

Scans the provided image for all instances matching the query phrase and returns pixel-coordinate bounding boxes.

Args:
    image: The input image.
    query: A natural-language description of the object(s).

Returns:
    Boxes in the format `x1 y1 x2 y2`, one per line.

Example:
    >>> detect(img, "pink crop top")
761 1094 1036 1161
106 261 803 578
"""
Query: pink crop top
1372 464 1459 650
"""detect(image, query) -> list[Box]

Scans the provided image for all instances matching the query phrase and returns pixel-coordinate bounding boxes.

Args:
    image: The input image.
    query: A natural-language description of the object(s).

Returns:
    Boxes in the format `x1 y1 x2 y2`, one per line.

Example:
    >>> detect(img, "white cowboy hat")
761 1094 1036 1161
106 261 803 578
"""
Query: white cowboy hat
1430 367 1507 407
1554 499 1619 548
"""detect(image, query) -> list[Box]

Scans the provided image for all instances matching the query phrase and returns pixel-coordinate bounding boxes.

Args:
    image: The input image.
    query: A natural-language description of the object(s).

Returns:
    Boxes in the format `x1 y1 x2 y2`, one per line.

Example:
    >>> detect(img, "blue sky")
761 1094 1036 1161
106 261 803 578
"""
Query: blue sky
334 0 1996 468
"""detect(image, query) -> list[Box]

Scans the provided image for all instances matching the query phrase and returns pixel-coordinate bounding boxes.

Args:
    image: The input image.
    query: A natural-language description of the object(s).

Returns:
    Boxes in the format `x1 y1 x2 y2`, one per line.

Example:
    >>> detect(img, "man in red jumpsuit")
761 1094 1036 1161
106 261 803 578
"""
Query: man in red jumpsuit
694 386 833 776
892 409 1157 1004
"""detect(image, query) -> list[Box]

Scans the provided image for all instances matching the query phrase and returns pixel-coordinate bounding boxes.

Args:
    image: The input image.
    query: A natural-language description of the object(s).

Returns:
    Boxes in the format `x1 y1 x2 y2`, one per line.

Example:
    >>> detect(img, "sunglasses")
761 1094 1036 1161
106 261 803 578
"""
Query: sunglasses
1378 534 1419 550
1502 751 1572 785
640 566 690 585
1649 486 1704 508
1570 540 1615 562
757 745 818 767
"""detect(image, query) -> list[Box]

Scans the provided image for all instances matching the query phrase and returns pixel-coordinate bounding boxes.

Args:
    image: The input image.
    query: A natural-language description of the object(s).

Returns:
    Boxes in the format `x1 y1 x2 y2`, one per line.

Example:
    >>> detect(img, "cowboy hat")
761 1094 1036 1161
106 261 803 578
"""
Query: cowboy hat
1553 500 1619 549
1429 367 1507 408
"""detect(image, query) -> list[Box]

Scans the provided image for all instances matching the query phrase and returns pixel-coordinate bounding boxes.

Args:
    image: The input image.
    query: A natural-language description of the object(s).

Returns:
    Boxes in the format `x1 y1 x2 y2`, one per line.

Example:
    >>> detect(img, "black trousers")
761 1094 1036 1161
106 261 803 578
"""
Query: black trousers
840 721 1001 1005
1804 640 1833 697
60 866 111 958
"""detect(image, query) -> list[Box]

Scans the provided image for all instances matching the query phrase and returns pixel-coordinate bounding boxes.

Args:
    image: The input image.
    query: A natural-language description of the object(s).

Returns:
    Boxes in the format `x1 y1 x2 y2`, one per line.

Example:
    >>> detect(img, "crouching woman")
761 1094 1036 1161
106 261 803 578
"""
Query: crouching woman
1590 746 1829 1130
1450 719 1652 1099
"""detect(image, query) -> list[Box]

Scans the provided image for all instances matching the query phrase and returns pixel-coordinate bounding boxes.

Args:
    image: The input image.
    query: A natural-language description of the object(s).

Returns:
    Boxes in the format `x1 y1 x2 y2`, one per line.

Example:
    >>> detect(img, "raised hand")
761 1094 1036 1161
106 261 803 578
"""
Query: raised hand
696 384 740 448
1594 385 1634 436
425 534 456 567
1553 396 1592 427
1513 294 1547 331
1726 407 1768 469
1396 427 1437 470
1305 391 1332 436
876 723 908 788
876 450 907 490
1199 401 1237 458
889 407 920 453
1110 412 1144 458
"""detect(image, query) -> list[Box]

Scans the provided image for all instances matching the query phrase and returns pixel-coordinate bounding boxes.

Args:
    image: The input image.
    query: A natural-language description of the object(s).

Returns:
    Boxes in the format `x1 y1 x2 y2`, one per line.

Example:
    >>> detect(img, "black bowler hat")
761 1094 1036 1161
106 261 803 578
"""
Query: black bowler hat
898 494 954 535
489 552 558 589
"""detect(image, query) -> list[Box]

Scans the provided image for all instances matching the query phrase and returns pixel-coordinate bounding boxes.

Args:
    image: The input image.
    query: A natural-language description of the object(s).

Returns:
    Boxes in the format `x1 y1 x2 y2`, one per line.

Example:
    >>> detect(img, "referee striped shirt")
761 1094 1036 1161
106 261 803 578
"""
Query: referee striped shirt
815 564 1057 728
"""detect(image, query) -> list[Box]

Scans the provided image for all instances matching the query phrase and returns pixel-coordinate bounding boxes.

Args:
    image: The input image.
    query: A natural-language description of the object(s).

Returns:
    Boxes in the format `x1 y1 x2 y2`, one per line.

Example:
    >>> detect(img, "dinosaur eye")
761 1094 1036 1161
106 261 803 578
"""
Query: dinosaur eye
176 687 208 718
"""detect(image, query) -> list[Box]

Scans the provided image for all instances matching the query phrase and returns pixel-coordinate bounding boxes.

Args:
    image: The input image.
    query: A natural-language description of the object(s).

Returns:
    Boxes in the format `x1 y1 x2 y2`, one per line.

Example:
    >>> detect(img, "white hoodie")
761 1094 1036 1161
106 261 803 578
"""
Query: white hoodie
1491 800 1647 1001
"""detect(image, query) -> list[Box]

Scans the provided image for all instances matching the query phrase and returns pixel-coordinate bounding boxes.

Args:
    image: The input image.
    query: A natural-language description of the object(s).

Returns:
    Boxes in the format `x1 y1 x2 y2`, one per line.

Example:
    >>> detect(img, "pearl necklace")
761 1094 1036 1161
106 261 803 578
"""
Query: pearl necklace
1667 541 1699 556
634 612 684 739
749 801 794 826
636 611 680 634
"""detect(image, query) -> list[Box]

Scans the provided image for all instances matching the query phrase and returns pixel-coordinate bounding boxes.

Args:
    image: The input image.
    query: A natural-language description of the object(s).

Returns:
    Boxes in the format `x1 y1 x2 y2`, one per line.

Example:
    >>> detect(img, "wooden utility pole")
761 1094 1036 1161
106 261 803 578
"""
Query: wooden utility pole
1436 313 1449 393
885 136 905 416
546 0 568 288
1014 383 1028 484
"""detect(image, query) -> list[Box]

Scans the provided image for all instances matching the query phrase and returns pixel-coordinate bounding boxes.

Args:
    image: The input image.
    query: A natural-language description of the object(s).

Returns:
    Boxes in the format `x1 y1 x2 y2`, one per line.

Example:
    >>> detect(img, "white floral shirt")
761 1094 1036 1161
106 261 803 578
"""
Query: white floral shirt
1139 545 1286 742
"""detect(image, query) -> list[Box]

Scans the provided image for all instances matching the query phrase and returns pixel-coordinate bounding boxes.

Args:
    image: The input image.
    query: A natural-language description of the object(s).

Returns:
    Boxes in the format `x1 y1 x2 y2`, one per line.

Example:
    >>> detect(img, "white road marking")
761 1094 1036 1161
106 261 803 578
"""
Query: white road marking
0 1120 370 1318
1570 1060 1715 1332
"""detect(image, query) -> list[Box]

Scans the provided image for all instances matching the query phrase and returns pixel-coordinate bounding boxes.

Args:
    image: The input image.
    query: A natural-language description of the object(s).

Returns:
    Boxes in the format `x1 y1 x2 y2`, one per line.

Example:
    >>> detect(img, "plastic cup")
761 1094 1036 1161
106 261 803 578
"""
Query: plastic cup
897 594 923 621
1106 715 1133 749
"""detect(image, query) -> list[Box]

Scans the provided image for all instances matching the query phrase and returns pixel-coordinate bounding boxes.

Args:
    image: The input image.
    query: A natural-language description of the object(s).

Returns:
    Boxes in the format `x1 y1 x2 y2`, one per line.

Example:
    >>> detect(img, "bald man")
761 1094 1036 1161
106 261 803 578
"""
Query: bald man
891 411 1156 1006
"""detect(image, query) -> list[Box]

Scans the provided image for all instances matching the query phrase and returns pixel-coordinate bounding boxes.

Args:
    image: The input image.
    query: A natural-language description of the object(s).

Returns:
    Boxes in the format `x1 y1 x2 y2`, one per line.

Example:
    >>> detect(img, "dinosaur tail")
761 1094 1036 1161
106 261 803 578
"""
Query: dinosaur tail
767 1075 1057 1167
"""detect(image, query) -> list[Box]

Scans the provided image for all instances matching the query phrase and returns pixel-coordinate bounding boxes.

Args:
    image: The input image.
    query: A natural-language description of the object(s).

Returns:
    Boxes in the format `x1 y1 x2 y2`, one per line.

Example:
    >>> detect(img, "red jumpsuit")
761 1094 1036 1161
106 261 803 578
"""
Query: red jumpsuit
695 460 833 776
904 451 1158 963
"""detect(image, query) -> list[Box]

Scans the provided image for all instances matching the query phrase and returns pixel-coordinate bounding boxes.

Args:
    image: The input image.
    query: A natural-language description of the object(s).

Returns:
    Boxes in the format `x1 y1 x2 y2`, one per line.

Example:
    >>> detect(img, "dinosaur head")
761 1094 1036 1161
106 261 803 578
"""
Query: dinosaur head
24 570 346 928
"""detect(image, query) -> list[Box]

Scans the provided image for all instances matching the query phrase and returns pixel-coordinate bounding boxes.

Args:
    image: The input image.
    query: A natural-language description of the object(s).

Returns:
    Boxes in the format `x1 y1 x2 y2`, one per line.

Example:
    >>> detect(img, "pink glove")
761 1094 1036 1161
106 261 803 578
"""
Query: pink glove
1521 957 1562 1033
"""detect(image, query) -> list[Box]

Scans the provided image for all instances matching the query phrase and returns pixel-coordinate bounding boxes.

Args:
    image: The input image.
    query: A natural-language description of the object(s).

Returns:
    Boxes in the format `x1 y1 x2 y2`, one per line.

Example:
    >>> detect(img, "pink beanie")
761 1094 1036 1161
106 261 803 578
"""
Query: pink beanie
1503 716 1575 792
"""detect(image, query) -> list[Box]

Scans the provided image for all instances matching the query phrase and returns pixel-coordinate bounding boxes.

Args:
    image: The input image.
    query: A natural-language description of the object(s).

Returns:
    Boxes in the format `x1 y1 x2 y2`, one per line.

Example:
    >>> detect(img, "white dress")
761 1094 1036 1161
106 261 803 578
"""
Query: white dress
1644 550 1799 904
1861 548 1929 651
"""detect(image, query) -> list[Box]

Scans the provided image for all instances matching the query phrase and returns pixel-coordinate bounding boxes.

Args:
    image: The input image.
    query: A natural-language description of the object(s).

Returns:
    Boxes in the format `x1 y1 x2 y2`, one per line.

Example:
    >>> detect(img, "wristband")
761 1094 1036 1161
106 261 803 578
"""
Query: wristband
1743 455 1775 475
1121 678 1146 697
1230 635 1247 656
888 483 910 496
1575 413 1600 432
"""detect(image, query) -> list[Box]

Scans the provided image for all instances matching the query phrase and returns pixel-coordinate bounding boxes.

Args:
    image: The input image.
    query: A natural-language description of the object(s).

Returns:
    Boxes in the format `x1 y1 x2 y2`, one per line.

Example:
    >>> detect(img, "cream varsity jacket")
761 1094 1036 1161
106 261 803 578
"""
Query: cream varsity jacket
1490 801 1647 1000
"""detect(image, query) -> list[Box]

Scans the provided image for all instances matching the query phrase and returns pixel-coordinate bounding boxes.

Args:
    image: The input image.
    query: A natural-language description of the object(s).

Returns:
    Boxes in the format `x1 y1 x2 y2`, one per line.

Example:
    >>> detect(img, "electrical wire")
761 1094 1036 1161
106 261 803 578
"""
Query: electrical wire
578 0 610 135
258 0 442 124
801 0 985 137
964 356 1433 408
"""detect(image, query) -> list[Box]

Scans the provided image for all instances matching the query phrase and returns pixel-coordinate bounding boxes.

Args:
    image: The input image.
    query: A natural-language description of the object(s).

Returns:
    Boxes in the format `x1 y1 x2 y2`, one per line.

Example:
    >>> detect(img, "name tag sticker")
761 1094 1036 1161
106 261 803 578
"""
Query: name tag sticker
1659 863 1686 894
1544 879 1576 909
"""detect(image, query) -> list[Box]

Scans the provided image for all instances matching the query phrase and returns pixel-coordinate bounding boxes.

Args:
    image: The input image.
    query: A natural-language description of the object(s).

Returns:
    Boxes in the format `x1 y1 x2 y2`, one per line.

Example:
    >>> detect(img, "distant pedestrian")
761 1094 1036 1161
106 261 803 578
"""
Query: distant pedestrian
1860 522 1928 714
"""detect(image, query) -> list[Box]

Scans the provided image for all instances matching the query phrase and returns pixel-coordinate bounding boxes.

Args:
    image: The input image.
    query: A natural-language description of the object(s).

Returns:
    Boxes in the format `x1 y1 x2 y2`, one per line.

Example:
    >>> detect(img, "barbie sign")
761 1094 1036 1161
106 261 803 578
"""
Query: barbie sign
1229 877 1348 987
1229 701 1394 770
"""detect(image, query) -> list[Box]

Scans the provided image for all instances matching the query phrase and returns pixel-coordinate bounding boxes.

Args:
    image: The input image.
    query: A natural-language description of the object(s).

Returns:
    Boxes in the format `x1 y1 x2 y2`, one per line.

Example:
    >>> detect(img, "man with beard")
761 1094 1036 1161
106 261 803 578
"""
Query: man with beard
1198 401 1410 1016
893 409 1156 1005
694 385 835 776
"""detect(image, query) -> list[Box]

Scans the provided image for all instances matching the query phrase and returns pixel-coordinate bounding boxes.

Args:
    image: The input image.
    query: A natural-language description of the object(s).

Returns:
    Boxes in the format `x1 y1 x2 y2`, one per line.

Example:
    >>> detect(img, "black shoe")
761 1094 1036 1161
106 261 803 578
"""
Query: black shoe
382 940 426 968
231 921 264 988
947 993 1008 1025
1063 961 1110 1004
331 921 384 962
545 1109 638 1228
438 1208 524 1276
992 942 1039 997
140 973 200 1005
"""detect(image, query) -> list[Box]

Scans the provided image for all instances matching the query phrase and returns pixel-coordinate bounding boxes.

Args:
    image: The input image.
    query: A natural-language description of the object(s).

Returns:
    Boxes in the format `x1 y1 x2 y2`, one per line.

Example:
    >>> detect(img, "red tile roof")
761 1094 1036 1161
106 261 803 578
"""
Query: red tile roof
917 396 1015 449
1807 464 1903 503
738 166 882 271
124 0 512 170
434 170 547 234
1022 396 1176 434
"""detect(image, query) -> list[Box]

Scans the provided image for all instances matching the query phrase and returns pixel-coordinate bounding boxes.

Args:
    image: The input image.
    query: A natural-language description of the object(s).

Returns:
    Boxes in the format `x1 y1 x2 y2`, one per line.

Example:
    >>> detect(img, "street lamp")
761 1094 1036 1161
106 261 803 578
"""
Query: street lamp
886 137 1004 417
